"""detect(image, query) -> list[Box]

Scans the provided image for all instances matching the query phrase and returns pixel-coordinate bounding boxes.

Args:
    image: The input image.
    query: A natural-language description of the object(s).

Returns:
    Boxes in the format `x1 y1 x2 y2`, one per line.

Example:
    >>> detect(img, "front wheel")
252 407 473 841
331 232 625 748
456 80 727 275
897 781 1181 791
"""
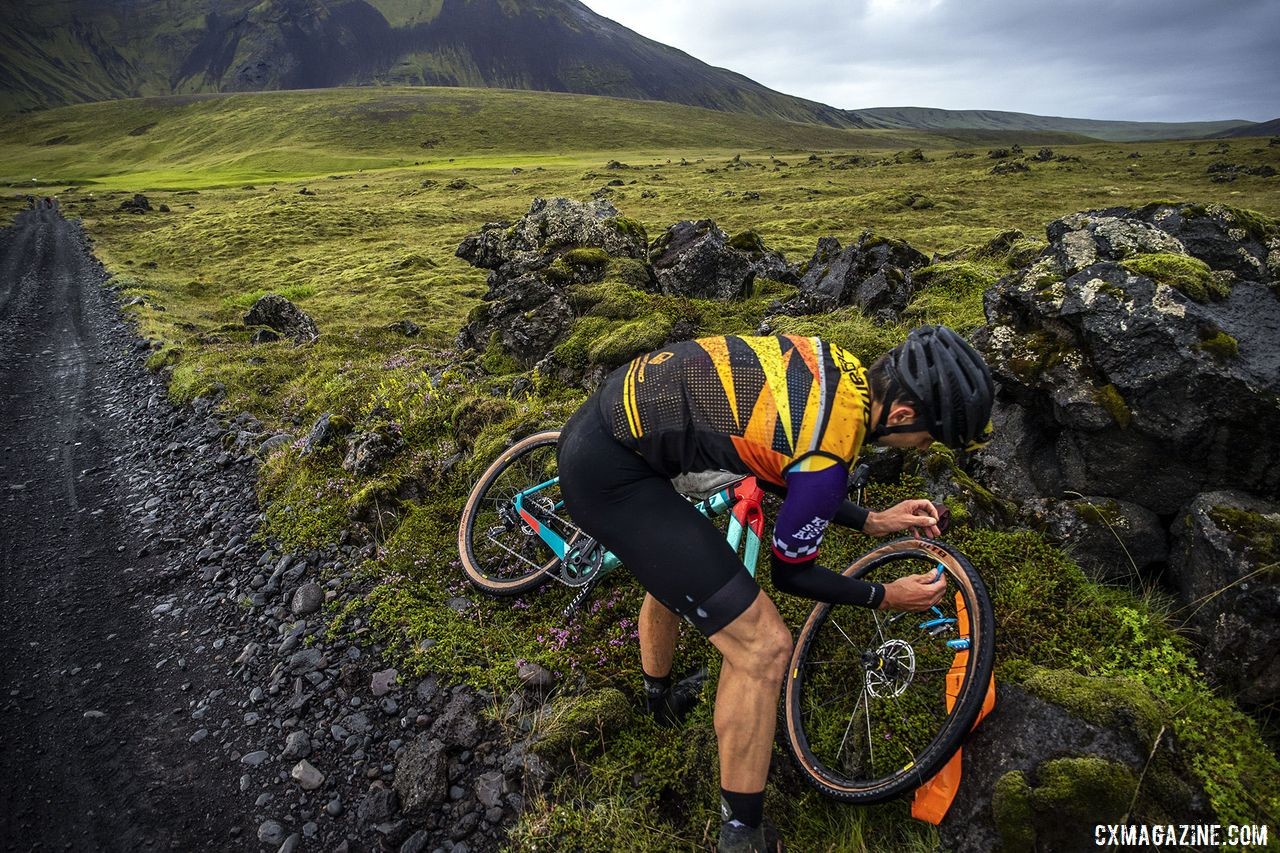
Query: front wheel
458 430 574 596
783 537 995 804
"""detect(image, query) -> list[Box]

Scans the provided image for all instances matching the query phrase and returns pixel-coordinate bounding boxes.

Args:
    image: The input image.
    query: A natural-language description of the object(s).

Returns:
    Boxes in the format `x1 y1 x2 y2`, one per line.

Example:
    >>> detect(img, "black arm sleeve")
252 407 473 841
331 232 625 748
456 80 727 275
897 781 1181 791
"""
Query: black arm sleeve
833 500 870 531
770 552 885 608
757 481 870 531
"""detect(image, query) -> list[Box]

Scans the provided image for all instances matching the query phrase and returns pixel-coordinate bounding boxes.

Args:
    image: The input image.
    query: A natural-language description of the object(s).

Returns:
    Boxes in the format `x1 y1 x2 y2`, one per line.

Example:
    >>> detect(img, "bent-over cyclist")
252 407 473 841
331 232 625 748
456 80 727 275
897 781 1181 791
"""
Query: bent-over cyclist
555 325 994 852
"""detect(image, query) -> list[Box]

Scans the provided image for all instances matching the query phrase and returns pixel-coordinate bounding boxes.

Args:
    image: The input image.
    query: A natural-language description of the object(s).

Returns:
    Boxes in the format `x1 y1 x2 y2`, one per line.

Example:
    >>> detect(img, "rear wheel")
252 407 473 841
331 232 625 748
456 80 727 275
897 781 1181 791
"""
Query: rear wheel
783 537 995 803
458 431 575 596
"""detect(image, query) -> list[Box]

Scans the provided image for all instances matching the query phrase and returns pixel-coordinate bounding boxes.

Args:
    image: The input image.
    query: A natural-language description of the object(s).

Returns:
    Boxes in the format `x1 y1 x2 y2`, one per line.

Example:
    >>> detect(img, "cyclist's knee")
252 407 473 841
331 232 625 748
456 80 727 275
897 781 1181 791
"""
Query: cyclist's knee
755 624 793 682
716 598 792 681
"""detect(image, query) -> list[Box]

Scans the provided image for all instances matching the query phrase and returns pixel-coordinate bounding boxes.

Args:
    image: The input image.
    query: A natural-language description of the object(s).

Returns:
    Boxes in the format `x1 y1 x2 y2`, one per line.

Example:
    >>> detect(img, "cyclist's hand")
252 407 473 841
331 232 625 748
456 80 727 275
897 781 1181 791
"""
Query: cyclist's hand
878 571 947 611
864 499 942 538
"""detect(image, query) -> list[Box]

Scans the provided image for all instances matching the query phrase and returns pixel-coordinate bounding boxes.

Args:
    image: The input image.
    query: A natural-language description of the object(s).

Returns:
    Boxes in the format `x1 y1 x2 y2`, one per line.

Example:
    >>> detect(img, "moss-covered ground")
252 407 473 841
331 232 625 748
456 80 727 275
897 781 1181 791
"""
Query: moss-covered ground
3 87 1279 850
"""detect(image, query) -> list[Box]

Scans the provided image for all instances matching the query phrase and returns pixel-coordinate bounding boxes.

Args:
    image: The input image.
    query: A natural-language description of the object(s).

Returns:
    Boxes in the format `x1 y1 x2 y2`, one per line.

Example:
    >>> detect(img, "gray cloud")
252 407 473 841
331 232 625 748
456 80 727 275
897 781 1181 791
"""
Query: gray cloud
583 0 1280 121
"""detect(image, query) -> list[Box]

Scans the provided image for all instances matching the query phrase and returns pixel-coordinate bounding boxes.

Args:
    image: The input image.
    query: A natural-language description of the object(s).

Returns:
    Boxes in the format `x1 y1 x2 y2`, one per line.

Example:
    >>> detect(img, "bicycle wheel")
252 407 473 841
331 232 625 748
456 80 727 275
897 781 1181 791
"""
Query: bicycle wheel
458 430 575 596
784 537 995 803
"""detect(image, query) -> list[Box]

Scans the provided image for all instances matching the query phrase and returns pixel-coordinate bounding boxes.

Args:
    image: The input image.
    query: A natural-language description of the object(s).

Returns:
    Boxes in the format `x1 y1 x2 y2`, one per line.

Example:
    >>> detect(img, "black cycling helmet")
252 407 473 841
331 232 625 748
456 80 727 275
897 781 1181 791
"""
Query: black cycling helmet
868 325 995 451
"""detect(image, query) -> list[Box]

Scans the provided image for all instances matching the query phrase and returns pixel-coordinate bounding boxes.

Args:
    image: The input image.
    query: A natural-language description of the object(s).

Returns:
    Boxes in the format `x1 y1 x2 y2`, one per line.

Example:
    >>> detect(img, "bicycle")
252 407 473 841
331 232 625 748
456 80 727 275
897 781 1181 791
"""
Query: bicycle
457 429 995 804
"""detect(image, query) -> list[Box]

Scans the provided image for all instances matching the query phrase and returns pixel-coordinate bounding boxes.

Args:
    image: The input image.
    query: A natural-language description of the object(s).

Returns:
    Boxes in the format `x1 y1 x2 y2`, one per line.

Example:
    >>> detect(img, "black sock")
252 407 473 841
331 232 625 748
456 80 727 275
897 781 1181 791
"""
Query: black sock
642 671 671 711
720 788 764 829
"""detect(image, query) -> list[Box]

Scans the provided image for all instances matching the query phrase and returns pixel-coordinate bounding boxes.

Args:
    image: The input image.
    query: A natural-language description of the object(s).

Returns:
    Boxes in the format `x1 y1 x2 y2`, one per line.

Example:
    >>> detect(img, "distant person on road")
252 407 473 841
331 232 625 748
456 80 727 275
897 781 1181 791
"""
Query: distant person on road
555 325 994 851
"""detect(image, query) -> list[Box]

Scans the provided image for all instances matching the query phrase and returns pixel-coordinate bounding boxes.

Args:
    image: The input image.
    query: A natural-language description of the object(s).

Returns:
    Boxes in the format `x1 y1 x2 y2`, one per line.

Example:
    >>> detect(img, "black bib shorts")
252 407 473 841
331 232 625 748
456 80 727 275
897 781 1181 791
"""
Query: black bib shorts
556 401 761 637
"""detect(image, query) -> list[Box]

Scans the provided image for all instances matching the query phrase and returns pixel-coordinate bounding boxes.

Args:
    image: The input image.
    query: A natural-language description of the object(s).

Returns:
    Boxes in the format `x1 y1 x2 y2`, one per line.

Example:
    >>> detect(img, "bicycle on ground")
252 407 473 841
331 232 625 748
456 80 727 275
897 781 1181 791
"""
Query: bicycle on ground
456 430 995 803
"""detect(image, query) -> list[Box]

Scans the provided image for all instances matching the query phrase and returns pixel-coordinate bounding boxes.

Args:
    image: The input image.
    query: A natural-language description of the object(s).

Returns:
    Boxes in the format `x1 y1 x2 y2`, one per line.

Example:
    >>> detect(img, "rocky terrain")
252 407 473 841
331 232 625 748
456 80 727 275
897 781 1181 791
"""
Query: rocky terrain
0 204 535 852
447 194 1280 849
4 189 1278 850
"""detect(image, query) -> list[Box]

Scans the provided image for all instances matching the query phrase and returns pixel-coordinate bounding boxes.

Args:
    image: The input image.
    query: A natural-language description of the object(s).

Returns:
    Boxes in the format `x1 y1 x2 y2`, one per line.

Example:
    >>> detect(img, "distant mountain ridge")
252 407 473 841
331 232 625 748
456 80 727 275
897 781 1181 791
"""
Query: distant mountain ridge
0 0 1266 141
853 107 1255 144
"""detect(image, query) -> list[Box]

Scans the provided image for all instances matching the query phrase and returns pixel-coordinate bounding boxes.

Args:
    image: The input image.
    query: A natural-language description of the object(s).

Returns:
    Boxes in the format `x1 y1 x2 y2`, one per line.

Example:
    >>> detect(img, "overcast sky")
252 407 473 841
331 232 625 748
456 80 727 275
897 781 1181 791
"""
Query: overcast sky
582 0 1280 123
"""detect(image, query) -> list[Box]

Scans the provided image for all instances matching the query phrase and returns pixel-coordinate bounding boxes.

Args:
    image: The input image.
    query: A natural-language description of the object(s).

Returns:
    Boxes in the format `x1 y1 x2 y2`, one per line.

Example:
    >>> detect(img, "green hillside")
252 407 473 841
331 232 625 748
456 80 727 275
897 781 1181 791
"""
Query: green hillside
0 87 1092 188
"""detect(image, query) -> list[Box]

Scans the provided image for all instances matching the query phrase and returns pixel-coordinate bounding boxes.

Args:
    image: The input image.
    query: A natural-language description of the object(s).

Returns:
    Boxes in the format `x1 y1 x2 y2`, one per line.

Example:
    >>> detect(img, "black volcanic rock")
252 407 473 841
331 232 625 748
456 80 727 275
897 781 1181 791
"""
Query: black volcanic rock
649 220 755 300
779 231 928 321
243 293 318 343
454 197 647 367
974 203 1280 514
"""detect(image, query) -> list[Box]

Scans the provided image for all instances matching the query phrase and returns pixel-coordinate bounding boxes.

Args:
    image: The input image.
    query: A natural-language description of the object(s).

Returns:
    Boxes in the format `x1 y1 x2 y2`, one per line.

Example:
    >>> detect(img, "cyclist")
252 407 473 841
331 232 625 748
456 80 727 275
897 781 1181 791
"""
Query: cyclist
555 325 994 852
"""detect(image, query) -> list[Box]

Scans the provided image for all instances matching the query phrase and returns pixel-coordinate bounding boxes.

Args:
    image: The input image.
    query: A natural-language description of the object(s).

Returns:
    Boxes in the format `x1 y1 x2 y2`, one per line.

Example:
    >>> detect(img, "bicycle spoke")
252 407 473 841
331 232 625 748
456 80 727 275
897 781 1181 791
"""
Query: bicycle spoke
870 609 888 646
829 616 861 648
864 685 875 773
836 685 869 766
483 534 545 572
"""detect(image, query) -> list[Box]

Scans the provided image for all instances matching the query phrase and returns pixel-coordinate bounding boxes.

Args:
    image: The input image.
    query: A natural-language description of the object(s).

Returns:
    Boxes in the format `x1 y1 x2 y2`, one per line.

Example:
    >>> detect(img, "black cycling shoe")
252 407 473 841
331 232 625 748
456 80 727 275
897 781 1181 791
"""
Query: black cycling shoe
717 819 783 852
646 667 707 727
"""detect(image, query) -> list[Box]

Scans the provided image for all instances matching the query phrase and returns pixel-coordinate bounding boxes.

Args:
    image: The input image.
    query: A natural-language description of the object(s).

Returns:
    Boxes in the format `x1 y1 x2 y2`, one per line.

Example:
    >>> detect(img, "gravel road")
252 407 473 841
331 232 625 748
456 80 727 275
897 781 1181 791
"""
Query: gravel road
0 201 246 849
0 202 530 853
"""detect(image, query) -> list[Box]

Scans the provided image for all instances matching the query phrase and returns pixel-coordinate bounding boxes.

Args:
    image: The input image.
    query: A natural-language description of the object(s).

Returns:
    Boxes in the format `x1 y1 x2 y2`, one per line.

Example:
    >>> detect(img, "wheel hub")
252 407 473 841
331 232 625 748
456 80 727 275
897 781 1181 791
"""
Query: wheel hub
863 639 915 698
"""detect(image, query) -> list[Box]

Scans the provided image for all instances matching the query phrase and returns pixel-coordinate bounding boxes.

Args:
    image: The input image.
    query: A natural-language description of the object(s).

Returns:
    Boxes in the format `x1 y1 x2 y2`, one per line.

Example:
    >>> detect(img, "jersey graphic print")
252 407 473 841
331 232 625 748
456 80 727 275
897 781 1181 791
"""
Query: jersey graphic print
603 335 871 485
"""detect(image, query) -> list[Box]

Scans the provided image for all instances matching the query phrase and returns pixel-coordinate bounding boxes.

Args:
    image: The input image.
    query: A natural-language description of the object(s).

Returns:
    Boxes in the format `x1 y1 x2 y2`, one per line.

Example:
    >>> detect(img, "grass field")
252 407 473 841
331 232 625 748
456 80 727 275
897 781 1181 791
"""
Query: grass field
3 87 1279 850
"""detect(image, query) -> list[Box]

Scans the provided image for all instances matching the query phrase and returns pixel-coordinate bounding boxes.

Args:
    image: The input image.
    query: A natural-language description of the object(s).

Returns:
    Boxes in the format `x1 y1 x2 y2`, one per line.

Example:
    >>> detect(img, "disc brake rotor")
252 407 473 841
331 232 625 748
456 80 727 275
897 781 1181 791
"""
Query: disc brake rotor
864 639 916 698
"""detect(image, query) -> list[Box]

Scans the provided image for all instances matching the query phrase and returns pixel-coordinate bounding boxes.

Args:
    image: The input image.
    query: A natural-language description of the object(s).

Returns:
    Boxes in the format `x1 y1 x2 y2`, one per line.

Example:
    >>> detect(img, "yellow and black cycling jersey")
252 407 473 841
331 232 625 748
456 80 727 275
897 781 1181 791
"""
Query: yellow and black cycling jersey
596 335 872 486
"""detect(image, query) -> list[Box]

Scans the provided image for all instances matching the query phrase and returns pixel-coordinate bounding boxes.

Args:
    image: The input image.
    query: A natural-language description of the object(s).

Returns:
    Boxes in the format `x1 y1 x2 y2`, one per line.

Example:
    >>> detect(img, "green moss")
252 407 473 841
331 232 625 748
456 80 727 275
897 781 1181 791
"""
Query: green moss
257 451 354 550
478 331 522 375
1194 329 1239 361
551 316 608 370
1073 498 1123 527
607 215 648 249
530 687 632 763
348 474 405 523
543 257 574 284
920 445 1018 526
1120 253 1225 303
992 771 1036 853
991 757 1140 850
1006 329 1069 384
1212 204 1279 242
604 257 654 289
562 246 610 267
907 260 998 332
465 301 491 325
567 282 647 320
586 315 673 367
144 344 183 371
1032 756 1136 824
1207 505 1280 568
1019 666 1164 747
727 228 767 254
450 394 516 445
1094 383 1132 428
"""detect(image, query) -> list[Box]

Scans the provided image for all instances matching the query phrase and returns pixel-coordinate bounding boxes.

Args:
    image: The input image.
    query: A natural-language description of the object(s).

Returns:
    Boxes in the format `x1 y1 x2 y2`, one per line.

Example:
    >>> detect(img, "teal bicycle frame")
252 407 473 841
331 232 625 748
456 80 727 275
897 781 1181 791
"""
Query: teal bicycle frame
511 473 769 584
508 466 964 644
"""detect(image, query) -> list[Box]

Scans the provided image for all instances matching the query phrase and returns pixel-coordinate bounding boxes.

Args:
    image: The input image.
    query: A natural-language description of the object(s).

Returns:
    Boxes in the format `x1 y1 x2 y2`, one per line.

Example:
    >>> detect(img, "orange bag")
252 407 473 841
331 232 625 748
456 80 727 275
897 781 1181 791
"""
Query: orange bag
911 591 997 825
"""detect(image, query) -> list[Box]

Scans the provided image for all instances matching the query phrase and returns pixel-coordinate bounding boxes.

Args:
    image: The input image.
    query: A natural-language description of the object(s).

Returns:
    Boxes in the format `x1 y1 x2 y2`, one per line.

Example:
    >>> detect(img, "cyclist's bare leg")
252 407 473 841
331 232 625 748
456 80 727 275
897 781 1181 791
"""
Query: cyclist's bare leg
707 590 793 792
639 593 680 677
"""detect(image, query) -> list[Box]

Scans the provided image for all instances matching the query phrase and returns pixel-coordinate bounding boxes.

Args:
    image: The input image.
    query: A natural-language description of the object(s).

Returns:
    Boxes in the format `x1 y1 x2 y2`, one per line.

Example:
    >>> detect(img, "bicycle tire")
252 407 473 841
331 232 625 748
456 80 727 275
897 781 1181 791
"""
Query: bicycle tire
458 430 571 596
783 537 995 804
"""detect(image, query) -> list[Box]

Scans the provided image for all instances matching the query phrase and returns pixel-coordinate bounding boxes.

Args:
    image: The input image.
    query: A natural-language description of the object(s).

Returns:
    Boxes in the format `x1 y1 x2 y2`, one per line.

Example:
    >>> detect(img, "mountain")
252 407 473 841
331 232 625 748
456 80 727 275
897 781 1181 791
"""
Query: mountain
850 107 1253 144
0 0 1263 143
1213 117 1280 138
0 0 867 128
